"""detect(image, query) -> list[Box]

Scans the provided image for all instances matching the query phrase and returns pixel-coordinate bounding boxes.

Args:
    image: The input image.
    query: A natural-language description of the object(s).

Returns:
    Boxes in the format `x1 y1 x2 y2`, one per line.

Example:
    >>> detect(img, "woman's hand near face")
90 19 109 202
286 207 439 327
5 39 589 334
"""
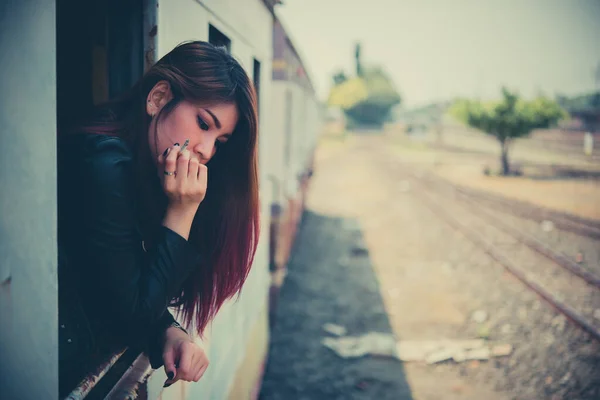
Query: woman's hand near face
158 143 207 240
162 327 209 388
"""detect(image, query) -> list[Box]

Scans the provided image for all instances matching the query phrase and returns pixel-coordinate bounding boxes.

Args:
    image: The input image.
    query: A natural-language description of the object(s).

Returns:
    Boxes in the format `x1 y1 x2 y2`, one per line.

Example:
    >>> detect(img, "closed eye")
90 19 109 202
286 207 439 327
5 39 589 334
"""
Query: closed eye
197 116 209 131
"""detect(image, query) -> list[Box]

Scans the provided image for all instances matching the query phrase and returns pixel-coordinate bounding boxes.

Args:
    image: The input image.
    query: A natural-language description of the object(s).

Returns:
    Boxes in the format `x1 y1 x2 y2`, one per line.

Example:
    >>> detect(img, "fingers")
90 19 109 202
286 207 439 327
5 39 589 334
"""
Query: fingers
176 148 190 178
193 358 209 382
165 342 194 387
176 342 195 381
158 139 207 208
163 343 209 388
162 350 177 384
197 163 207 182
163 143 180 174
188 156 200 179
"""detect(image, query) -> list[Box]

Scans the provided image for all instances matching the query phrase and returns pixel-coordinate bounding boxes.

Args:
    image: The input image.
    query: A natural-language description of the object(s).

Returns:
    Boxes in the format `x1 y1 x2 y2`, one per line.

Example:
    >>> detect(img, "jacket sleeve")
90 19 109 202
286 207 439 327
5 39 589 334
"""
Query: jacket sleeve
73 137 197 364
146 310 177 369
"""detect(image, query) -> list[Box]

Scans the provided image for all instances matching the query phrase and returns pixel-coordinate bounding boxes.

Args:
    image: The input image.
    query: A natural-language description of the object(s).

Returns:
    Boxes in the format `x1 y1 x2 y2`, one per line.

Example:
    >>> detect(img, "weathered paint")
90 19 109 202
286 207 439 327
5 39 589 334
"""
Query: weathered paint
0 0 58 399
226 306 269 400
64 350 127 400
105 354 153 400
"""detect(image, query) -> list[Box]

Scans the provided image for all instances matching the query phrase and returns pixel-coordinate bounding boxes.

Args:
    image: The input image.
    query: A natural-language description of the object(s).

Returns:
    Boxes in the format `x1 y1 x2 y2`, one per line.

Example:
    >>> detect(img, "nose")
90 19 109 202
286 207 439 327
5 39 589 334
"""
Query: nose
193 141 215 164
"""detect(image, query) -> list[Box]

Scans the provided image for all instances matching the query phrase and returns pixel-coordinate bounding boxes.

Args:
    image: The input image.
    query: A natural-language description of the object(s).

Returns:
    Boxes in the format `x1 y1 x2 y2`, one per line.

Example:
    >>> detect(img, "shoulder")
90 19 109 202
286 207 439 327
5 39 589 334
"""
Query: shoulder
59 133 132 162
59 133 134 189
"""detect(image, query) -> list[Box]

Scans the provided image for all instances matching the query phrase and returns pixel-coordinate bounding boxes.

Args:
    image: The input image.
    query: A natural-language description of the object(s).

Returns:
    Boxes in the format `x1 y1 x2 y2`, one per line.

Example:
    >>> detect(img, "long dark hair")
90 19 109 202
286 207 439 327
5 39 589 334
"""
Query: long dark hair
66 41 260 335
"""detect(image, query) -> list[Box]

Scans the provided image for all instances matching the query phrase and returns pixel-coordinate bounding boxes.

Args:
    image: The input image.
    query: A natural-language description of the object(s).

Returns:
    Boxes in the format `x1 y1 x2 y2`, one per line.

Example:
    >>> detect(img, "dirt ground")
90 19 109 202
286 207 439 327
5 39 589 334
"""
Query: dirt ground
396 126 600 220
260 129 600 400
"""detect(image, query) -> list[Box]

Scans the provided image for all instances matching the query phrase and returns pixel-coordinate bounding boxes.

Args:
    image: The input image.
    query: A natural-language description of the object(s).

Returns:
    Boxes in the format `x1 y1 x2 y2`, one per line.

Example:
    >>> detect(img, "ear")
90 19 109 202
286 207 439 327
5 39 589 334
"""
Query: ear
146 81 174 117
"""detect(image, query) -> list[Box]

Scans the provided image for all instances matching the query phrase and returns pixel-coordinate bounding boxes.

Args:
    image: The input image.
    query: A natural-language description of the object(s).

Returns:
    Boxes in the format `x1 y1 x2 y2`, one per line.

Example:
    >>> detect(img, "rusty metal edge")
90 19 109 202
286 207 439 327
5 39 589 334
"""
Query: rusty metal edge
64 349 127 400
104 354 153 400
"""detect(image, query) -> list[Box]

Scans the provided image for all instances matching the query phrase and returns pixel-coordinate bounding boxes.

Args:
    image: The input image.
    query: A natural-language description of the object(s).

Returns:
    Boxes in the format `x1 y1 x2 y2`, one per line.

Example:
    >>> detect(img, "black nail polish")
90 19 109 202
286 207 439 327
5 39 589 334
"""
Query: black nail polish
163 382 172 388
162 148 169 157
167 371 174 380
174 143 180 147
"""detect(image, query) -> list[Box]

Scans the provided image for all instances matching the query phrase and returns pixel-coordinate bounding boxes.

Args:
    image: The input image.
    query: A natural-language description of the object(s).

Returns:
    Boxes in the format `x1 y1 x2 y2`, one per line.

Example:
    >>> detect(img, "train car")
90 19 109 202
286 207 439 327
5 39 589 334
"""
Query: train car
267 16 321 323
0 1 320 399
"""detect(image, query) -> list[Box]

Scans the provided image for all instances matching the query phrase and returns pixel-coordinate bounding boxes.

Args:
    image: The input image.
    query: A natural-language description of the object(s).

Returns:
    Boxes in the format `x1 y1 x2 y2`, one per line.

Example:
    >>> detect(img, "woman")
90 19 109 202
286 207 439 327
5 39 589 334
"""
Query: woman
57 41 259 395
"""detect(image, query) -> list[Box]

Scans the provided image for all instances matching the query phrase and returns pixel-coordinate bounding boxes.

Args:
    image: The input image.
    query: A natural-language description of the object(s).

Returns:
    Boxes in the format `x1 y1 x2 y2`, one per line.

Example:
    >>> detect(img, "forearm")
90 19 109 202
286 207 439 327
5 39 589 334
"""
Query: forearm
162 206 197 241
80 225 199 342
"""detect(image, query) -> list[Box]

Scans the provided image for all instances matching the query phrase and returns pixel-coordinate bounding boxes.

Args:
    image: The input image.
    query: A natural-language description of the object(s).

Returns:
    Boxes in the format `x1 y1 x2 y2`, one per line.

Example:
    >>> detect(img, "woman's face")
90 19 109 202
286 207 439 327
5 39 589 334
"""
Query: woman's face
146 82 239 166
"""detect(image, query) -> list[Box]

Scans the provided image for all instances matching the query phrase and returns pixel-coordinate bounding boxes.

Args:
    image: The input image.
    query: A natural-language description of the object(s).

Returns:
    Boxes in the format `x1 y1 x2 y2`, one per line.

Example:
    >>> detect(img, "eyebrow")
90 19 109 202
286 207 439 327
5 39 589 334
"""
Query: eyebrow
203 108 221 130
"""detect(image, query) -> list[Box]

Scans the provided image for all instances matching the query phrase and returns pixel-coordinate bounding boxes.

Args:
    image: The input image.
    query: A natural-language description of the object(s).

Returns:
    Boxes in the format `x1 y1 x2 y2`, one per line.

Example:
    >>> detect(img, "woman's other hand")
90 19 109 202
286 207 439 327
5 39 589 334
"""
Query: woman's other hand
162 326 209 388
158 142 208 240
158 142 208 210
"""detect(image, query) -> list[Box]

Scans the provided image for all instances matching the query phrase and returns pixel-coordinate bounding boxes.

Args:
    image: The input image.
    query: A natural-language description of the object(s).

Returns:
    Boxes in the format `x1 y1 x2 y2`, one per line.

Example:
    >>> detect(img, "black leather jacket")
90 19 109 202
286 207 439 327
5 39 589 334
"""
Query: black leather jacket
57 133 200 388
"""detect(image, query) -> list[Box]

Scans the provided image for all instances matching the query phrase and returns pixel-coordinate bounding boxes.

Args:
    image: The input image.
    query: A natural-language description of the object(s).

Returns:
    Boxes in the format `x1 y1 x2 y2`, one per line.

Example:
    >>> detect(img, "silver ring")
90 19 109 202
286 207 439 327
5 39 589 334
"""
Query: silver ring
164 170 175 176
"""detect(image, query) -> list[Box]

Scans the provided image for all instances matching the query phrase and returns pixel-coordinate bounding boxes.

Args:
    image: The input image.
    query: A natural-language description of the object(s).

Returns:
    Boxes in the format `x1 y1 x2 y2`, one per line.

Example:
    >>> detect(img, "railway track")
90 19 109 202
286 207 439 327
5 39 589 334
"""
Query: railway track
416 172 600 288
378 154 600 342
451 182 600 241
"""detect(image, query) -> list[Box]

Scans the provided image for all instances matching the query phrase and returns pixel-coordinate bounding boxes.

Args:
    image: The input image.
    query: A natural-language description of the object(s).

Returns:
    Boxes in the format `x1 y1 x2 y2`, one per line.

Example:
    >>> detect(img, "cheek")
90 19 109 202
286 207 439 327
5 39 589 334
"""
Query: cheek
160 114 189 144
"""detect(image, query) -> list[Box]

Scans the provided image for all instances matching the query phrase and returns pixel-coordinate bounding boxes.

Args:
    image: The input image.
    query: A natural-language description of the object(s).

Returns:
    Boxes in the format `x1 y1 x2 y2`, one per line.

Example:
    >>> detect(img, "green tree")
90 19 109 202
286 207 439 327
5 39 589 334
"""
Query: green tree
450 88 566 175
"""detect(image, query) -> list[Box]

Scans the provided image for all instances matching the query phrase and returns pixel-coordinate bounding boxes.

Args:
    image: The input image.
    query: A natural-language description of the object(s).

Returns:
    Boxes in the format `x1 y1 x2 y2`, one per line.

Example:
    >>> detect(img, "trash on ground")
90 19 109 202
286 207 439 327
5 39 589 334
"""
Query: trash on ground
463 347 491 361
397 339 484 362
471 310 488 323
540 220 554 232
322 332 398 358
322 334 514 364
322 323 347 336
491 343 513 357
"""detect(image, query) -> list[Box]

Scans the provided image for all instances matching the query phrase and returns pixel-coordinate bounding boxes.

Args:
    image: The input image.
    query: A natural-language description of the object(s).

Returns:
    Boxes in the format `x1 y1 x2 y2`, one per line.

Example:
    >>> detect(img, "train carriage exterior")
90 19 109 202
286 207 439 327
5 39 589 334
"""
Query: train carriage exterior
0 1 320 399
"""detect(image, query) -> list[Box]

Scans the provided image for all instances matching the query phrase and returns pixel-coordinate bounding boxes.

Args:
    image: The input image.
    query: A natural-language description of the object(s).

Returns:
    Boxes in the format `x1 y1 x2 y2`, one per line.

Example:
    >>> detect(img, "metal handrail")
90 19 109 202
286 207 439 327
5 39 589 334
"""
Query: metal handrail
64 349 127 400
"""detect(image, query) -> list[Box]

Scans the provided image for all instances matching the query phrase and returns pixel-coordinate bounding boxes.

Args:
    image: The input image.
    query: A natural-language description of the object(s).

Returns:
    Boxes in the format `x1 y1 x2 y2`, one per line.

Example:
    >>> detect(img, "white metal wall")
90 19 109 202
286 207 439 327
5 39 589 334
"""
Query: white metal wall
0 0 58 399
0 1 320 399
152 1 274 399
269 81 321 205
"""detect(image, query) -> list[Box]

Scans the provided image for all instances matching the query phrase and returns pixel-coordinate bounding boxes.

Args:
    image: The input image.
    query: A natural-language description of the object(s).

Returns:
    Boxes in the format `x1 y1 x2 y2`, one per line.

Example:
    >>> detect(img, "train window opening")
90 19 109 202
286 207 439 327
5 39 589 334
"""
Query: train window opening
253 59 261 116
209 24 231 53
57 0 144 130
284 89 293 168
56 0 145 397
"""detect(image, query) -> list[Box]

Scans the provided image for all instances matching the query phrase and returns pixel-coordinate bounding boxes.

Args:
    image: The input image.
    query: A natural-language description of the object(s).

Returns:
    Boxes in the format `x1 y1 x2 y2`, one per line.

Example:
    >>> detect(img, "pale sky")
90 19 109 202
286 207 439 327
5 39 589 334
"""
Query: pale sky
276 0 600 107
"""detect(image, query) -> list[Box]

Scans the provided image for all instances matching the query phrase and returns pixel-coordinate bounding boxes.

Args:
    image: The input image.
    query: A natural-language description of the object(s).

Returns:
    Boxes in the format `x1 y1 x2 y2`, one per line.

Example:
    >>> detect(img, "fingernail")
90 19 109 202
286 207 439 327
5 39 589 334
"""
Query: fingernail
167 371 175 380
162 148 169 157
174 143 180 147
163 381 172 388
